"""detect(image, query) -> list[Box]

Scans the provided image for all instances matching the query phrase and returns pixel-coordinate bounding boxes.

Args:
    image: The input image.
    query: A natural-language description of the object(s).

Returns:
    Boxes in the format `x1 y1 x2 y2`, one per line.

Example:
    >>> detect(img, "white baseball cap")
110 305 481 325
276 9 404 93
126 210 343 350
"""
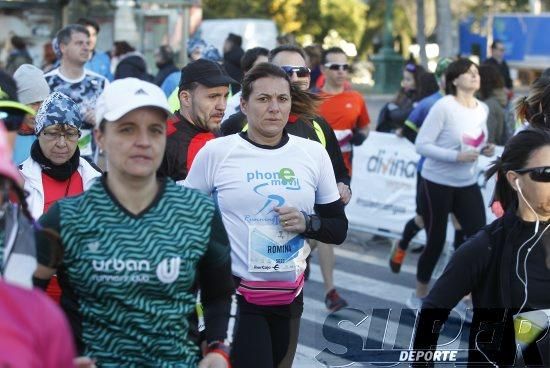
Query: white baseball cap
95 78 171 127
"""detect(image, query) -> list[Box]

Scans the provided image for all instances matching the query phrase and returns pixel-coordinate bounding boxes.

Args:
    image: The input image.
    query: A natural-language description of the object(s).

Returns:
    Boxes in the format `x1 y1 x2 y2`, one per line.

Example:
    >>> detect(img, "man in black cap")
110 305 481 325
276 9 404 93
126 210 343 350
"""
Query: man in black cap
223 33 245 93
158 59 236 181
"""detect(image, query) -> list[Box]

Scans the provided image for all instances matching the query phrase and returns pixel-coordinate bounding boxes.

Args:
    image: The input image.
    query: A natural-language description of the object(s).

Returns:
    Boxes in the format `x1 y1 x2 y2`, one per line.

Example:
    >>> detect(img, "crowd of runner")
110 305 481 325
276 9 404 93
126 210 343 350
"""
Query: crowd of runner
1 16 550 368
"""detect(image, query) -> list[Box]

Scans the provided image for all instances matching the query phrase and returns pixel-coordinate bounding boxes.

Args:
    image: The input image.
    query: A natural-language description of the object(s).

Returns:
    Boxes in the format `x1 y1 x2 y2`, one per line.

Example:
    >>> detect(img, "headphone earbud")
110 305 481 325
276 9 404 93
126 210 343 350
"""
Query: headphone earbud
515 178 521 192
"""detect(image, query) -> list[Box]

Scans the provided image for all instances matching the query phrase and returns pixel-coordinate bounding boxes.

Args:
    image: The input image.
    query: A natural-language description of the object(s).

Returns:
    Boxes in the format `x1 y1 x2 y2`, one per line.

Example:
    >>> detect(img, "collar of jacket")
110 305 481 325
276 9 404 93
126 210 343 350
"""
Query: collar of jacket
169 111 212 135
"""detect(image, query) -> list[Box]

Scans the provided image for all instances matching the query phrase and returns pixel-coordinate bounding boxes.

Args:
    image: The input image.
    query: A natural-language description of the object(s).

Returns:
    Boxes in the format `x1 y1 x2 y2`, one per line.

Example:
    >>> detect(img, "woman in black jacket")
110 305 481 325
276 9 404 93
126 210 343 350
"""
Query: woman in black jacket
112 41 153 82
376 63 426 133
413 127 550 367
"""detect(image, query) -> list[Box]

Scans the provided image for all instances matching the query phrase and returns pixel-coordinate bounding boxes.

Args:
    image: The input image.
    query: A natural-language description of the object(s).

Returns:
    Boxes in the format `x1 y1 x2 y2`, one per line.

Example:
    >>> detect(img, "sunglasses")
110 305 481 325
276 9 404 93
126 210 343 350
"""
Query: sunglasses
324 63 349 71
515 166 550 182
281 66 311 78
0 111 25 131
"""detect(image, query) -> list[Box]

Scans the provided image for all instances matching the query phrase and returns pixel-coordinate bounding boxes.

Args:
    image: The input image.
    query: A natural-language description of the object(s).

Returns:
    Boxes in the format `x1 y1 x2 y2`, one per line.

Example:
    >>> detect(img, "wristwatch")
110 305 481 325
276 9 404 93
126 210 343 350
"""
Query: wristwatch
301 211 321 234
309 214 321 232
207 341 230 355
206 341 231 367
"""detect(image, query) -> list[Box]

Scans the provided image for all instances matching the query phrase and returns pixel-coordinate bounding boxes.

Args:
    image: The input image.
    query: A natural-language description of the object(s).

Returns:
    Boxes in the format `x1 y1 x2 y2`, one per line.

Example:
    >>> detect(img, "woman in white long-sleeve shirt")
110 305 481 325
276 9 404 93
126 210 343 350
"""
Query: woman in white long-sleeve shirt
411 59 495 305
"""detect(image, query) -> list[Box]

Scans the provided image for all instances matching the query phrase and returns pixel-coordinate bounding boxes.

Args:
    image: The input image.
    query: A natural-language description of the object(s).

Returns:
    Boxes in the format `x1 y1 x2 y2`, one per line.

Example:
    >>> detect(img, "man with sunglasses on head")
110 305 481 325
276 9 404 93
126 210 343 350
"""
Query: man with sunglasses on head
317 47 370 175
269 45 352 312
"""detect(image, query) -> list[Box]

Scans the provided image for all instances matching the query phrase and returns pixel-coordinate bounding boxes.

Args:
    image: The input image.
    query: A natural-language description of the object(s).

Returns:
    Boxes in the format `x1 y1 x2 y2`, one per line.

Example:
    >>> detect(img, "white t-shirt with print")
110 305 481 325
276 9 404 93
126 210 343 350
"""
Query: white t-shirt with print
183 134 340 282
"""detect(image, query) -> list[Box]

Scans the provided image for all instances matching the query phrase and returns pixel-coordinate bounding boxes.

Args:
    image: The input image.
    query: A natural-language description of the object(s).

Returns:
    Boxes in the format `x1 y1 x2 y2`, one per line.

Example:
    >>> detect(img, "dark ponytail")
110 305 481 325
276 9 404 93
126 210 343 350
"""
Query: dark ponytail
485 156 517 212
514 96 530 123
290 85 321 126
10 181 33 223
514 76 550 128
486 128 550 212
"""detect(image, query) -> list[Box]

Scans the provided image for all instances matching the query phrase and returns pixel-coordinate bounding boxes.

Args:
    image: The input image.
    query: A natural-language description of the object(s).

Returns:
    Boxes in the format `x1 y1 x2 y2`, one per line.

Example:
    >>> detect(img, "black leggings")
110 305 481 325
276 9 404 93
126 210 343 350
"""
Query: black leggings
417 178 486 283
231 293 303 368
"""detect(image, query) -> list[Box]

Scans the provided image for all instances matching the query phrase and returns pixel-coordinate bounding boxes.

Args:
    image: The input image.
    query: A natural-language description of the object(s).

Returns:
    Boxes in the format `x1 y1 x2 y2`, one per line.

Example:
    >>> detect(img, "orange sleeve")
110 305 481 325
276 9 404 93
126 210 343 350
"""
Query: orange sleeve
356 94 370 128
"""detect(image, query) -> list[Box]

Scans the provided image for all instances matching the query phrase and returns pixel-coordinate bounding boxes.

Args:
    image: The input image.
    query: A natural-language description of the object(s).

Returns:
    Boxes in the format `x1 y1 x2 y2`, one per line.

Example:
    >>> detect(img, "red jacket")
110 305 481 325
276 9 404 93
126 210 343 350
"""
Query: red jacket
158 113 216 181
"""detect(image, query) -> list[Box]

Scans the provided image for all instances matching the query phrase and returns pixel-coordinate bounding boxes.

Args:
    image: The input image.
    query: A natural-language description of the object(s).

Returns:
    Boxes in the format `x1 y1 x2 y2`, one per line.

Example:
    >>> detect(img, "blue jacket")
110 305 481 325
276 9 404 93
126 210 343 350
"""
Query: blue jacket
85 50 113 81
161 71 181 97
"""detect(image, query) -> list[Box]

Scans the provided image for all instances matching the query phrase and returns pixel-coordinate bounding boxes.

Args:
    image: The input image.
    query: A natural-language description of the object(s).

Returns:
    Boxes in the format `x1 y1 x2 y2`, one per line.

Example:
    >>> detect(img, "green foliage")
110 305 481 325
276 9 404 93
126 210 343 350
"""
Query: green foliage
500 0 530 11
454 0 530 20
295 0 369 48
359 0 385 55
201 0 532 60
320 0 367 46
202 0 369 54
271 0 303 34
201 0 271 19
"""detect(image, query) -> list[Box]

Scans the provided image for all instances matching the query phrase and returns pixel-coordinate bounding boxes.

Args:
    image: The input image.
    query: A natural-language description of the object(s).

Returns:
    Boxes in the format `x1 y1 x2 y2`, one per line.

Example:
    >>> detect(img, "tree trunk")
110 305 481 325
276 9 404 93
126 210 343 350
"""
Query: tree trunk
436 0 453 58
417 0 428 67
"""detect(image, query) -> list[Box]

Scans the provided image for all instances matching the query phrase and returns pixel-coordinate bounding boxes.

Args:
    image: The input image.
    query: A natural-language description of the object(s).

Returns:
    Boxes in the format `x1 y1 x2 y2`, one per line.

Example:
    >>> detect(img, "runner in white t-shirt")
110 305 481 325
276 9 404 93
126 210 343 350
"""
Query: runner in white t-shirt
184 63 348 368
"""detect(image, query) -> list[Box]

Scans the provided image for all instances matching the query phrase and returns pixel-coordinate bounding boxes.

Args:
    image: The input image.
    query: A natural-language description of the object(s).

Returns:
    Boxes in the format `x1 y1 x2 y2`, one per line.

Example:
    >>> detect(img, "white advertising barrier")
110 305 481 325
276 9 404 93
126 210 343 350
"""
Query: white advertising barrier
346 132 504 245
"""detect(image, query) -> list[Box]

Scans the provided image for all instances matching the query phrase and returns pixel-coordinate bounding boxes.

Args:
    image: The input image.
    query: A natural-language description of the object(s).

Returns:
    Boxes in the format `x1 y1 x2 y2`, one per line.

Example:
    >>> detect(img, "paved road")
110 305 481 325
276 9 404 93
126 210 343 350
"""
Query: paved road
363 93 392 129
290 91 494 367
292 233 469 368
292 94 410 367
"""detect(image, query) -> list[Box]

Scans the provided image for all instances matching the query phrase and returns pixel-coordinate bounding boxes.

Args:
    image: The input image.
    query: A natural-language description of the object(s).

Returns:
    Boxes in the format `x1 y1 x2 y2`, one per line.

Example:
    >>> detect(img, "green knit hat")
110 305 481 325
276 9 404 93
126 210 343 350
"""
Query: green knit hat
435 57 453 83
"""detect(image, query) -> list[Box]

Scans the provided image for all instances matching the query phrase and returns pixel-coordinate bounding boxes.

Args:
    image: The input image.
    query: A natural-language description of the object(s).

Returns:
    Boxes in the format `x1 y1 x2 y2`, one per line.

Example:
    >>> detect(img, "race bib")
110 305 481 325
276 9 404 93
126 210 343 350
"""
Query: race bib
248 224 305 273
334 129 353 152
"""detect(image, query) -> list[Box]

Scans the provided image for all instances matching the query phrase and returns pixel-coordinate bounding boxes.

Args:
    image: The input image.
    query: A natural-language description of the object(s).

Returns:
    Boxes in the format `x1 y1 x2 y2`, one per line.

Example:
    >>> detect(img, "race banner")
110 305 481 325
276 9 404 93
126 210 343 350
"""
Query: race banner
346 132 503 243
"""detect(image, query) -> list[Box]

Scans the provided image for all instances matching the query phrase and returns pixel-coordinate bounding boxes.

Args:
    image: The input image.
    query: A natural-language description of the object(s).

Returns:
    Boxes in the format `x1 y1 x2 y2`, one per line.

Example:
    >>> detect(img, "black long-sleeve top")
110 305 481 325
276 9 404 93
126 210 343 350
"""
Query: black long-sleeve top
413 212 550 367
484 57 513 90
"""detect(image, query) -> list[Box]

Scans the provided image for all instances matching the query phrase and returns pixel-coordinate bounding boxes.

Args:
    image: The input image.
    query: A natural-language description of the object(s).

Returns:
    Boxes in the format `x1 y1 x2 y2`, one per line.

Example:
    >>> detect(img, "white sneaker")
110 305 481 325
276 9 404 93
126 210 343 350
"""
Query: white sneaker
406 292 423 310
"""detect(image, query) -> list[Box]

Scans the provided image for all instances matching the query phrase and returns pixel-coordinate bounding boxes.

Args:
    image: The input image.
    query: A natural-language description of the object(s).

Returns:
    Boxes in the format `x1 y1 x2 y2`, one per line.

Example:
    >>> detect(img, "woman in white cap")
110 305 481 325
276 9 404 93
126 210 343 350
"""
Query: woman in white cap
33 78 235 368
12 63 51 164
